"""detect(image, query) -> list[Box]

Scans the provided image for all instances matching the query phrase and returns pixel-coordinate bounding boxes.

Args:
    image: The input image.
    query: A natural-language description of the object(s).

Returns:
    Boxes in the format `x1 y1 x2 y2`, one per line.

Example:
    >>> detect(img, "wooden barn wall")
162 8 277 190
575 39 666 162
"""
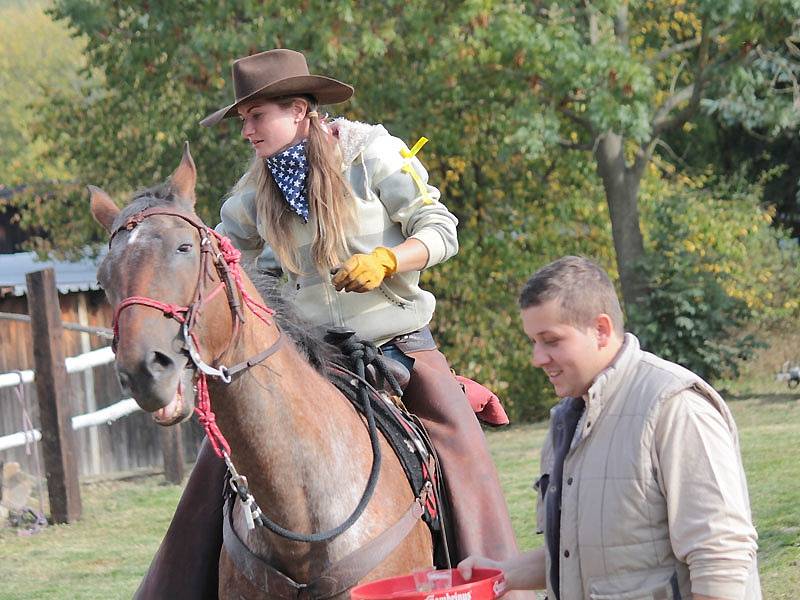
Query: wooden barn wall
0 290 205 479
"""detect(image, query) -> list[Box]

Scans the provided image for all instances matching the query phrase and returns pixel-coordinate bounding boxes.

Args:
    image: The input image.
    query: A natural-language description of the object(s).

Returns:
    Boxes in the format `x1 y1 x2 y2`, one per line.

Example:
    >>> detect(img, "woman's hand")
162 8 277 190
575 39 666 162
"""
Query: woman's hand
332 246 397 292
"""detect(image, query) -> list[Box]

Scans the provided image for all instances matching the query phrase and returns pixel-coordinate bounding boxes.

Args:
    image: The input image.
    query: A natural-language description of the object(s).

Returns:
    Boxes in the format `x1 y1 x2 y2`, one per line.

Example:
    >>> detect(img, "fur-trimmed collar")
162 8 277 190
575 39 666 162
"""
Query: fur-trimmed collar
330 118 387 166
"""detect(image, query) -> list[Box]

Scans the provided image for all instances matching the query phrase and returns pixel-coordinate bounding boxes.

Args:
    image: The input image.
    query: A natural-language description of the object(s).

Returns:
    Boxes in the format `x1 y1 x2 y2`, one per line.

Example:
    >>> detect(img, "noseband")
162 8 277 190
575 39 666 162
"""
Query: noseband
109 205 283 456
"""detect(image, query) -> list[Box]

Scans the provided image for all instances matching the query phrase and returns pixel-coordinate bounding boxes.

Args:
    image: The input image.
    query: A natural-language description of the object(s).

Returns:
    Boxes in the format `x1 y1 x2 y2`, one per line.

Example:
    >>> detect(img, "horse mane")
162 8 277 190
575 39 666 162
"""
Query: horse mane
109 181 189 230
131 181 183 204
246 269 344 372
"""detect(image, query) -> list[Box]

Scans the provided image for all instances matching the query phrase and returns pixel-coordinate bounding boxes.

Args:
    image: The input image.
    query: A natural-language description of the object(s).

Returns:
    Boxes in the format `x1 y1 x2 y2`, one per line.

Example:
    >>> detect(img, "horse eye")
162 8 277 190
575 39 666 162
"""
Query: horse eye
177 243 193 253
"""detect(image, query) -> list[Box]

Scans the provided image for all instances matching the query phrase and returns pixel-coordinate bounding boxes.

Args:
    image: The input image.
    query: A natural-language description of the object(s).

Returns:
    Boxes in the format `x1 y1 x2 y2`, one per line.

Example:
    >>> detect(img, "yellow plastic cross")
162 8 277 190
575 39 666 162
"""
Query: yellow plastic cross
400 136 434 205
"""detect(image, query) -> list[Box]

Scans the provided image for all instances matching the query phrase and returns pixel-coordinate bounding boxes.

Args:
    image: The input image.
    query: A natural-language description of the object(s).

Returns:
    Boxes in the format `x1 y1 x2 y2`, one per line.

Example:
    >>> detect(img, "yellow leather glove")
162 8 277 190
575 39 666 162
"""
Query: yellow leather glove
332 246 398 293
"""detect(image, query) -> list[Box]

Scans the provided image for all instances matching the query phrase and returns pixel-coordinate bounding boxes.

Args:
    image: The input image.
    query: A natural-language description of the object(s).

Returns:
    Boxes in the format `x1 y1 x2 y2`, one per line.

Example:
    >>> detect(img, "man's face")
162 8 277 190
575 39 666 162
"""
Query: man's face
520 299 607 398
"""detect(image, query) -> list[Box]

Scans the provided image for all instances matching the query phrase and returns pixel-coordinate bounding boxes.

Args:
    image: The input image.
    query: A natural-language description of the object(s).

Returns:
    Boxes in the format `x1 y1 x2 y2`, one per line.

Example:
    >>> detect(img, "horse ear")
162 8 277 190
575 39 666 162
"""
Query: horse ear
88 185 120 233
169 141 196 207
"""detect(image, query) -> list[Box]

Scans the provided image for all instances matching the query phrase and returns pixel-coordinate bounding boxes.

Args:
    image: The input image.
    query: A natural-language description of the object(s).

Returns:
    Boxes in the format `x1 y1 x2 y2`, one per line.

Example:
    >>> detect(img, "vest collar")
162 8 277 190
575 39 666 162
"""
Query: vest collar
586 333 640 403
575 333 642 445
330 118 388 167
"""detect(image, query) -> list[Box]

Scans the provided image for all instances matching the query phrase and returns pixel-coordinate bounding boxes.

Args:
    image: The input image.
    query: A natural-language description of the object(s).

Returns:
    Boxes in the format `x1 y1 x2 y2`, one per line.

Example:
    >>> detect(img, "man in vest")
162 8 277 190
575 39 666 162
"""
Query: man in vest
459 256 761 599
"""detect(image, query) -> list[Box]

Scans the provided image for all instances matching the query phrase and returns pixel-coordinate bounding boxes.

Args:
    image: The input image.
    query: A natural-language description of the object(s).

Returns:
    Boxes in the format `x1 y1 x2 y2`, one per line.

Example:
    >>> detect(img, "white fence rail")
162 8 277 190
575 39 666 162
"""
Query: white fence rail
0 345 144 452
0 398 141 452
0 346 115 390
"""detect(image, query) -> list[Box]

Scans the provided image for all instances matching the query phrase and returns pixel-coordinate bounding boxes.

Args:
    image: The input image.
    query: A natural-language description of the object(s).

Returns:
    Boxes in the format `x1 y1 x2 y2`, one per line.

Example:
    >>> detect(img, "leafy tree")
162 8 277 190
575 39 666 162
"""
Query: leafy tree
0 0 87 253
16 0 800 418
0 0 85 185
461 0 800 312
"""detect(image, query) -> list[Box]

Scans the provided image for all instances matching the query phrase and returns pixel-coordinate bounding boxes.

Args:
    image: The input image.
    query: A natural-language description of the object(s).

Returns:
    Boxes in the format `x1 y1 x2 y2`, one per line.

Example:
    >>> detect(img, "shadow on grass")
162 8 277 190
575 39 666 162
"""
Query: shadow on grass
756 525 800 563
726 392 800 404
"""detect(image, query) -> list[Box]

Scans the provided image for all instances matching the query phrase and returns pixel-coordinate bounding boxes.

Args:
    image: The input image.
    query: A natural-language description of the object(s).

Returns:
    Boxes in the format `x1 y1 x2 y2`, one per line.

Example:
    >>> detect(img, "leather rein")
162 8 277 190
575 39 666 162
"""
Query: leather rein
109 206 431 598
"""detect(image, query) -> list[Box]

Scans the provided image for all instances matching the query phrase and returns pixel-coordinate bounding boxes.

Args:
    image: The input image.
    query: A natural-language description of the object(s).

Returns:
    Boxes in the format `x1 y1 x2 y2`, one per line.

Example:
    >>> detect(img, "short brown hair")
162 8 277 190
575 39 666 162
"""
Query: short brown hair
519 256 624 334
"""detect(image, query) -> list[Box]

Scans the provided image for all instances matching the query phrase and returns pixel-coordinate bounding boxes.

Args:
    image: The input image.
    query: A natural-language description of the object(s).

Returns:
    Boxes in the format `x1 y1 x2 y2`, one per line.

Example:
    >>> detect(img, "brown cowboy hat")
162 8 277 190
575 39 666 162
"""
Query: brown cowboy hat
200 49 353 127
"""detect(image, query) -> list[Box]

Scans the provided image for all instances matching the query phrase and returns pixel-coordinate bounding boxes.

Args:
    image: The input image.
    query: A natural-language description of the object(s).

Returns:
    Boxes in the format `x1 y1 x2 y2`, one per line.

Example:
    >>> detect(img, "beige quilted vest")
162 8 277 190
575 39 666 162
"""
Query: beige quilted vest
540 334 760 600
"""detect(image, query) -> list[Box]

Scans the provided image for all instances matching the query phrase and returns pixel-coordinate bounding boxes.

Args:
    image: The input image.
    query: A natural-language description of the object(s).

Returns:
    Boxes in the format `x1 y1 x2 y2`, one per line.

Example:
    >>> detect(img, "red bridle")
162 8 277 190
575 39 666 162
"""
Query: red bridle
109 206 279 457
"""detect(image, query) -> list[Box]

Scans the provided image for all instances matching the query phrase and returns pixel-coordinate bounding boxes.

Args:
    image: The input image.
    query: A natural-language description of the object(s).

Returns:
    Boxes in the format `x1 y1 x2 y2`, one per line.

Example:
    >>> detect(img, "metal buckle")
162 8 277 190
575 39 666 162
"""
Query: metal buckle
182 320 232 383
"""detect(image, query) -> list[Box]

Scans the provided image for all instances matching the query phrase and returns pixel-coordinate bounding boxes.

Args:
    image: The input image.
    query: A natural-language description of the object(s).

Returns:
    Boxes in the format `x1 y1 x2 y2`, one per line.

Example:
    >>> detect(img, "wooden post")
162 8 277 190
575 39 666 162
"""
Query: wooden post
159 423 185 484
76 294 101 475
25 268 82 523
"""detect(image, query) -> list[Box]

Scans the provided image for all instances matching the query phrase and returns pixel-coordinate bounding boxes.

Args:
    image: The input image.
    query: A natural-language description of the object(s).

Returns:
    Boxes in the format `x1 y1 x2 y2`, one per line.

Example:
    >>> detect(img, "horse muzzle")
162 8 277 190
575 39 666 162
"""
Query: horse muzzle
151 367 196 426
116 348 195 424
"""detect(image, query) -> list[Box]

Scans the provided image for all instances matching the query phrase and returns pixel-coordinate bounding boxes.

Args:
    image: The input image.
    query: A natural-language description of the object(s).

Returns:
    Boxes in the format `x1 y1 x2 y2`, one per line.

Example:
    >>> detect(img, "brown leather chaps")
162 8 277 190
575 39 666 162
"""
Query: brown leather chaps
134 438 226 599
401 347 519 562
134 348 520 599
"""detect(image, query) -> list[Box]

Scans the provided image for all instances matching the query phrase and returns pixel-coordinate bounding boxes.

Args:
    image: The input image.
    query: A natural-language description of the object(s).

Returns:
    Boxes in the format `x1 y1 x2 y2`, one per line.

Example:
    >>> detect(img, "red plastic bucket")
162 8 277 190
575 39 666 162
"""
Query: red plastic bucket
350 567 506 600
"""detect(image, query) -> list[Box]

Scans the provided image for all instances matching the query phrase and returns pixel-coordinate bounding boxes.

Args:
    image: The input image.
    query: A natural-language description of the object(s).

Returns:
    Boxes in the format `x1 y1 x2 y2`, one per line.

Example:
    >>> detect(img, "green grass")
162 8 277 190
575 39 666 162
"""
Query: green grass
727 395 800 598
0 476 182 599
1 394 798 598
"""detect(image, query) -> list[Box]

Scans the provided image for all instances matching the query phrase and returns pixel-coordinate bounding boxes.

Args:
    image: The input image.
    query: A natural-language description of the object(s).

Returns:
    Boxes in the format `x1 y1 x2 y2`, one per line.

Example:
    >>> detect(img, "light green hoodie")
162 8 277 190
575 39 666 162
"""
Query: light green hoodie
215 119 458 346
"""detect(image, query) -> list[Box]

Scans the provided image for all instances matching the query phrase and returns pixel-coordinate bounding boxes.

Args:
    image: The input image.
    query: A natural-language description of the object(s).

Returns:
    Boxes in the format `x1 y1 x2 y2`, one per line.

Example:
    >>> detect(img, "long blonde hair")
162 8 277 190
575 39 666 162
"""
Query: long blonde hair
233 96 355 275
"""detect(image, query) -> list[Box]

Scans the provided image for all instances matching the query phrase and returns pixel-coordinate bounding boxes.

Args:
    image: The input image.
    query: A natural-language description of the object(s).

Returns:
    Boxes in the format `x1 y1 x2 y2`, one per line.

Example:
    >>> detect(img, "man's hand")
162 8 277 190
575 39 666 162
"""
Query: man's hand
458 548 547 592
332 246 398 293
457 555 503 581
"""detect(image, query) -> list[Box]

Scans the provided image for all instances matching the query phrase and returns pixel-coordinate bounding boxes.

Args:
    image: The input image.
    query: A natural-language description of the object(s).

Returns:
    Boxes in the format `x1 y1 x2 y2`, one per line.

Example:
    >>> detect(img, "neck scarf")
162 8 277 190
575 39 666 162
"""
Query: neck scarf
265 140 309 223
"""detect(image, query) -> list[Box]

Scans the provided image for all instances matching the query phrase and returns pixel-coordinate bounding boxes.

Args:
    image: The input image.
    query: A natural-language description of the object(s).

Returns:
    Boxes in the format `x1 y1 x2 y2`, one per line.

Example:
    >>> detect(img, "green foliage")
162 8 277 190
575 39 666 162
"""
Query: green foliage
27 1 799 249
629 169 800 381
628 252 763 382
0 0 85 185
473 0 800 314
9 0 800 418
428 152 618 420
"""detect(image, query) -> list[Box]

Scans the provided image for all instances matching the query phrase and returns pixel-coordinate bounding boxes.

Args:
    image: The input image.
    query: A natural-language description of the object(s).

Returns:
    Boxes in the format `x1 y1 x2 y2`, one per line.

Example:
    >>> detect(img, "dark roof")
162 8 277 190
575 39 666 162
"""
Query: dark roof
0 250 105 297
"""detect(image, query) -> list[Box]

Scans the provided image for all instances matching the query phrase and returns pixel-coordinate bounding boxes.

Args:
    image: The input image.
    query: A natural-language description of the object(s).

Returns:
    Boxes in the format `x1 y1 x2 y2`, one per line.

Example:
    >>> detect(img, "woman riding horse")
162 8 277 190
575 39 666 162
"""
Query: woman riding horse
136 48 520 598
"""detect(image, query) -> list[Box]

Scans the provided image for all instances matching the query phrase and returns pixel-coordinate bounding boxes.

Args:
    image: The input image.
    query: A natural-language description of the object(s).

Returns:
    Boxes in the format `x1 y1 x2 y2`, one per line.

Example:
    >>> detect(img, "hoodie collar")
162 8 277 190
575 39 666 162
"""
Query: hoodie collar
330 118 387 167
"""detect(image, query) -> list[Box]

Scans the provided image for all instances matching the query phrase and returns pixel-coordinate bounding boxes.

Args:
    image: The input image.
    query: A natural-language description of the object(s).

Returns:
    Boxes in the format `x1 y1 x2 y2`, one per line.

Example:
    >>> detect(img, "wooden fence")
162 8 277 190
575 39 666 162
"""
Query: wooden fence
0 271 205 518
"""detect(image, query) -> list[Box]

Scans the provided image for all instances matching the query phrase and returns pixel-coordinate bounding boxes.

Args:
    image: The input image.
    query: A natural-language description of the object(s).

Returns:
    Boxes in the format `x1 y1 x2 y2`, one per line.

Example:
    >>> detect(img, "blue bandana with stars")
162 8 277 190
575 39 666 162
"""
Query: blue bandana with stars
265 140 309 223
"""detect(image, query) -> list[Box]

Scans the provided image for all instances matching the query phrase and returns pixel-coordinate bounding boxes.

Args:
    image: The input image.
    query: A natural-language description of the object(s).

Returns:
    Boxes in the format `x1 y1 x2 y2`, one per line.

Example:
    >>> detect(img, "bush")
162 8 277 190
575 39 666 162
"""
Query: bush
630 172 799 381
627 252 764 381
427 154 617 422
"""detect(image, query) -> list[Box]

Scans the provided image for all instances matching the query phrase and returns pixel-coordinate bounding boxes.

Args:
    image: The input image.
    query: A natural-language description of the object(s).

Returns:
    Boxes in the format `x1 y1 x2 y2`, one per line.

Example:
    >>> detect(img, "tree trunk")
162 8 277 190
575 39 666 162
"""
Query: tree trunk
594 132 648 311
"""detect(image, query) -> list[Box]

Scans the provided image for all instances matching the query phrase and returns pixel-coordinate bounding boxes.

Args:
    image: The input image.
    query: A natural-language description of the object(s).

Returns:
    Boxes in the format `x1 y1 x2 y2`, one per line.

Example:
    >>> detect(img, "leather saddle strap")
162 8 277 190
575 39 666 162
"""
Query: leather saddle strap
223 498 307 599
308 485 429 599
222 486 429 599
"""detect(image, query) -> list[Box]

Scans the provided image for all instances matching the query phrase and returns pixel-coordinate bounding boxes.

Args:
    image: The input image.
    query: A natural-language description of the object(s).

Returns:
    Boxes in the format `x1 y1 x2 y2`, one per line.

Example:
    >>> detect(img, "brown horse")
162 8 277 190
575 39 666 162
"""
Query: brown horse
89 145 433 599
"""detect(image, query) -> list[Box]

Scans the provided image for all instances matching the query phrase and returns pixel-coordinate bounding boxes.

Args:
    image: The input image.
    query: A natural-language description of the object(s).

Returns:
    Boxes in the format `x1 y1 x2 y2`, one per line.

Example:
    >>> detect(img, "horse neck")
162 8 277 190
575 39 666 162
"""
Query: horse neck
207 277 369 537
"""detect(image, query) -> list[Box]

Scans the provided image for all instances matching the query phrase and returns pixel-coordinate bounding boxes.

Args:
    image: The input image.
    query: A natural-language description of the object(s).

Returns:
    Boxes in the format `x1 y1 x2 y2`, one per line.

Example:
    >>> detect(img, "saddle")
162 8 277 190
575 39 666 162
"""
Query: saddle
323 329 452 567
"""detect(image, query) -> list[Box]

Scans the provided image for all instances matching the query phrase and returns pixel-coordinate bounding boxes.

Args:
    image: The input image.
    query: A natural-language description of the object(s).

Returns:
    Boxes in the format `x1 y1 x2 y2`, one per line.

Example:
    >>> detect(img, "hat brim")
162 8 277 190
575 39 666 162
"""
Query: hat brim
200 75 353 127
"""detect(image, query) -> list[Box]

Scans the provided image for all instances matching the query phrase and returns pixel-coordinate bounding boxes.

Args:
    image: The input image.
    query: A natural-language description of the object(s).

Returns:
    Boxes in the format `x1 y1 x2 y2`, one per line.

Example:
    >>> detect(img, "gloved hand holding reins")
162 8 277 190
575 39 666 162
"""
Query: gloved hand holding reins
332 246 398 293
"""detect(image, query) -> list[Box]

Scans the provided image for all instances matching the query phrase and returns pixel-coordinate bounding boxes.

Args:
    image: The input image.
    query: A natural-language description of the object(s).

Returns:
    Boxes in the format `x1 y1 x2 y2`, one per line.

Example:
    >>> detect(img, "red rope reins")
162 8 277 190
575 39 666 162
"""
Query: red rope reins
195 371 230 456
111 210 276 458
211 231 275 329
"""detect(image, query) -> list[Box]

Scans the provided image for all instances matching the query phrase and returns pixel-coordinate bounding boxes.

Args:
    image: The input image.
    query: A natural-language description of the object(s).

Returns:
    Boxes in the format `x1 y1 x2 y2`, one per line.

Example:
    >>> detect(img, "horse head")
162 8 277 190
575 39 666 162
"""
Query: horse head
90 144 238 426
